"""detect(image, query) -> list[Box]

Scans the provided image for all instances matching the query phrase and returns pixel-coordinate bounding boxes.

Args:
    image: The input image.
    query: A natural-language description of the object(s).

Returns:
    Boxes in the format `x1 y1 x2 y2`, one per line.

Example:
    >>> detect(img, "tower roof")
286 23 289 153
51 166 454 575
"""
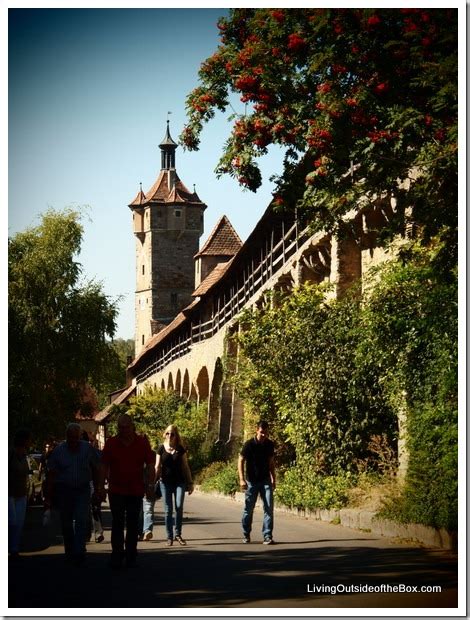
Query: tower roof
132 183 147 207
194 215 242 258
129 120 205 209
128 170 206 208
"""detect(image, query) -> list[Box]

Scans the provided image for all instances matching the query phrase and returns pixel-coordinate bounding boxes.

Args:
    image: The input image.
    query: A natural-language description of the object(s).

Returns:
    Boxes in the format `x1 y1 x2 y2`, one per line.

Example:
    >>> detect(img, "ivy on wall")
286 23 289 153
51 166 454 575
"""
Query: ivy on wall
230 233 457 529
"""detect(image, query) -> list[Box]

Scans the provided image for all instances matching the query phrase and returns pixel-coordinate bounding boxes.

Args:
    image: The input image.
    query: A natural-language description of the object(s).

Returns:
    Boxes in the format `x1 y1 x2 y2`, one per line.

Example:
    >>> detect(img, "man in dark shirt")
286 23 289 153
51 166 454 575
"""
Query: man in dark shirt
238 420 276 545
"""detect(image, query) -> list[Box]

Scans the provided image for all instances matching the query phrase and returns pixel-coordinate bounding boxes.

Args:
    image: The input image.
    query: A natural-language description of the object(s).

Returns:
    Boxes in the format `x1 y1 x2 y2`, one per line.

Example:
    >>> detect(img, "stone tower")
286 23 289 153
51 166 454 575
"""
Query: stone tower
128 121 206 355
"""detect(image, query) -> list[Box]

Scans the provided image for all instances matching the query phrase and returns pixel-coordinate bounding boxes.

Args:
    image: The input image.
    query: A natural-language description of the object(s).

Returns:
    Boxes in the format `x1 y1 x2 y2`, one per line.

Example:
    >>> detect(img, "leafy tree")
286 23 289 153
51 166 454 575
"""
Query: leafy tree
9 208 119 441
112 338 135 366
182 8 457 241
93 338 135 409
114 388 183 448
109 388 212 473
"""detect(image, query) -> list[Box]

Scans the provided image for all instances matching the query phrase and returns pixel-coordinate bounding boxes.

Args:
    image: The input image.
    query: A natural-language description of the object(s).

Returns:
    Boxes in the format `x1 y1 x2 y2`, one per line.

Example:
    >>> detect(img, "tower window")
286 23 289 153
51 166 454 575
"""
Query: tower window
142 264 145 275
171 293 178 310
174 209 182 218
142 334 145 345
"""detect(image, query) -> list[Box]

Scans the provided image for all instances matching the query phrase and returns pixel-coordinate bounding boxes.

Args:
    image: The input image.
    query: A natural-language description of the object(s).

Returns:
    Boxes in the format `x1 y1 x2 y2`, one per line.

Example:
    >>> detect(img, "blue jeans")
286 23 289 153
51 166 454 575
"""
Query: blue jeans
160 481 186 540
142 496 155 533
55 485 90 557
8 495 27 554
241 481 274 539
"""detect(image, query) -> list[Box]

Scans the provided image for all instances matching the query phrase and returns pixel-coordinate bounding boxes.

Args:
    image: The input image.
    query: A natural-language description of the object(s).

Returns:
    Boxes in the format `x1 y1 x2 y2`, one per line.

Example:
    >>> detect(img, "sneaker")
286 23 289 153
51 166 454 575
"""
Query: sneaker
143 531 153 541
263 537 274 545
95 534 105 543
242 535 251 544
175 535 186 546
166 539 173 546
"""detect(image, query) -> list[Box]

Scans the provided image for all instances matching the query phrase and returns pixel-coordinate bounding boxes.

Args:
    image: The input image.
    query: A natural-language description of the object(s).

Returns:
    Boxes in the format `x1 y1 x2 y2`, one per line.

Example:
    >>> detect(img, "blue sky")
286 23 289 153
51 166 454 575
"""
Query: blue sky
8 8 285 340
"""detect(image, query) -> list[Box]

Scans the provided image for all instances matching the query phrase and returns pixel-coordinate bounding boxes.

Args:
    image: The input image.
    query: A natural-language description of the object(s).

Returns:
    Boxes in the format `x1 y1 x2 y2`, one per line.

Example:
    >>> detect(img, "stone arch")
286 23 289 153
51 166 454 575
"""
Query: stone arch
182 370 190 399
196 366 209 403
298 241 331 286
208 358 224 436
189 382 198 401
175 369 182 395
168 372 174 391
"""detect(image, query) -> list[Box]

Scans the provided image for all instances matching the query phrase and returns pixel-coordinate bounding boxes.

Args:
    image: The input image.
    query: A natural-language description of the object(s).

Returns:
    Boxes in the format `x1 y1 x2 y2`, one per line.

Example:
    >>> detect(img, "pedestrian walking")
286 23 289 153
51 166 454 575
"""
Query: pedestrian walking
97 413 155 568
155 425 194 546
140 459 157 541
8 429 32 559
238 420 276 545
44 423 101 565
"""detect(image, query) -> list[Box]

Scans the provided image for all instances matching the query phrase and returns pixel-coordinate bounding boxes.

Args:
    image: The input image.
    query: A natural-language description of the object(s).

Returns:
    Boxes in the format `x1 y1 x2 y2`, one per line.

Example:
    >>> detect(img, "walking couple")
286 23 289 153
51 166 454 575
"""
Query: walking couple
97 416 194 568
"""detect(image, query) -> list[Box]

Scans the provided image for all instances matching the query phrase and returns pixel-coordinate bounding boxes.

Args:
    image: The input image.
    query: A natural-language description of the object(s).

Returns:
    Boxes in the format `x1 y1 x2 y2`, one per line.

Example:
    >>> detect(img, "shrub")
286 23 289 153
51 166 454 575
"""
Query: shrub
199 461 239 496
275 464 355 510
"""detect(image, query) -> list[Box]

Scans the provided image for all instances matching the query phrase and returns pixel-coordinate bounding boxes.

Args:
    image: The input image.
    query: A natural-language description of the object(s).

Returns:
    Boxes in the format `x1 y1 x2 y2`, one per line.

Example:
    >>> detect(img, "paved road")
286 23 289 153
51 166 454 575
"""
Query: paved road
9 492 458 610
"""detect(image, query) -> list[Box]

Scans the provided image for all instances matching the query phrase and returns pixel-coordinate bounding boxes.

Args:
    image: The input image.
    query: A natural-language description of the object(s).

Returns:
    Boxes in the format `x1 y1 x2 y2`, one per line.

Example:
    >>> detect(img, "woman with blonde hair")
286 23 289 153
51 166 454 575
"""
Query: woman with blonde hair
155 424 193 546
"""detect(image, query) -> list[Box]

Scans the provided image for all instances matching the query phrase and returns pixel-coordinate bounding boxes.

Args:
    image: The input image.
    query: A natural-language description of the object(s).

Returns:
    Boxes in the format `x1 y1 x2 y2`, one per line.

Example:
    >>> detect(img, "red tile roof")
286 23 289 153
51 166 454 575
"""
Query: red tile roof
129 171 205 207
195 215 242 258
192 260 233 297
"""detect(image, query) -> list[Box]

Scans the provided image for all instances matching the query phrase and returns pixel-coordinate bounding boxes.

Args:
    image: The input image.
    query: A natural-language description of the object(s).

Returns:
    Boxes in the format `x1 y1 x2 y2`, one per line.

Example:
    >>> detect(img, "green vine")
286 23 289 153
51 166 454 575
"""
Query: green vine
230 234 457 528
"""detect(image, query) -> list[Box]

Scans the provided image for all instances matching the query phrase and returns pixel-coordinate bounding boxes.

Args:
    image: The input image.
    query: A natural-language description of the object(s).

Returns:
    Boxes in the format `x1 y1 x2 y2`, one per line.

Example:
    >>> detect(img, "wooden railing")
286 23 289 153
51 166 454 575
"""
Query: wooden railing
135 219 312 385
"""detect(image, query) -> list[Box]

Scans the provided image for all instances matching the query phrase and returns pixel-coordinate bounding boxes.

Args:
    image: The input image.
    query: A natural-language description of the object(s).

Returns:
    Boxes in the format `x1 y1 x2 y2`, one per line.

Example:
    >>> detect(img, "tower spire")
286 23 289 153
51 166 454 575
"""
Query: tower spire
159 119 177 170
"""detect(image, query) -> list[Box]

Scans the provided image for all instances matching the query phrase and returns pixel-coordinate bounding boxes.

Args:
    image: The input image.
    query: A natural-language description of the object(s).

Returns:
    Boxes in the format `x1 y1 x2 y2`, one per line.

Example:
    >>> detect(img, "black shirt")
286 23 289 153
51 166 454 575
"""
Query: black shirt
157 444 187 485
240 438 275 483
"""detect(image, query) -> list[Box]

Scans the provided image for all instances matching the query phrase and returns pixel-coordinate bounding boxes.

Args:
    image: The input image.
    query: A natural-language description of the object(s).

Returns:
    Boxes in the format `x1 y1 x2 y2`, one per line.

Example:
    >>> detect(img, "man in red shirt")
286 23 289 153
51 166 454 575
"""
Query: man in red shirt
97 413 155 568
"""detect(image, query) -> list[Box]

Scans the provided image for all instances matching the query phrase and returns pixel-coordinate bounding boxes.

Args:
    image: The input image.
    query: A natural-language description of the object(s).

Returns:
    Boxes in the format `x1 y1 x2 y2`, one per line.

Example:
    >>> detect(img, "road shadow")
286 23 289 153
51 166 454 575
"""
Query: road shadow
10 502 457 609
10 539 458 609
